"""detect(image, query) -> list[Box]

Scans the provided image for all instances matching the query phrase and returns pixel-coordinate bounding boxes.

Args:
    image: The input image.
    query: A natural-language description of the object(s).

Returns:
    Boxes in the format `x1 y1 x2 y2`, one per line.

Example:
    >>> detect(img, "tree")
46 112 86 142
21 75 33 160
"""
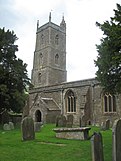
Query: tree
95 3 121 94
0 28 31 113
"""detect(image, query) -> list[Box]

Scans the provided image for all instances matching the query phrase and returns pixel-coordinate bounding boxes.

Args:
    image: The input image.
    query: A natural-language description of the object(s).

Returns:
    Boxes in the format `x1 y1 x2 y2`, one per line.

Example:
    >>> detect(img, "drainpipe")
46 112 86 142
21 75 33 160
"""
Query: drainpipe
91 83 95 125
61 88 64 115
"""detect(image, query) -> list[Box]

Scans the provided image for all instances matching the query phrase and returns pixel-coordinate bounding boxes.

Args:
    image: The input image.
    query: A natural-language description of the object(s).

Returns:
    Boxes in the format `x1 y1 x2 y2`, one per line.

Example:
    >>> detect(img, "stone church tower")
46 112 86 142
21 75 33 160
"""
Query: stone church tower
29 13 121 126
31 13 67 87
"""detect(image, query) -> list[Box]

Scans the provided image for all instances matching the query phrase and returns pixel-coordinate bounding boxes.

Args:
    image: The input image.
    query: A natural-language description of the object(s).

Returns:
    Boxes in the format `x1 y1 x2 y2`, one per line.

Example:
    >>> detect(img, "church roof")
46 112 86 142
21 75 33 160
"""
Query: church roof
41 98 60 111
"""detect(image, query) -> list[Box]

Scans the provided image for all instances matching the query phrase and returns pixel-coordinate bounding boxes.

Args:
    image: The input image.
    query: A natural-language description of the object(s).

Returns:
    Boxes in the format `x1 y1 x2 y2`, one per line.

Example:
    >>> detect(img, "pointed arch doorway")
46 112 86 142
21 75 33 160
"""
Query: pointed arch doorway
35 110 42 122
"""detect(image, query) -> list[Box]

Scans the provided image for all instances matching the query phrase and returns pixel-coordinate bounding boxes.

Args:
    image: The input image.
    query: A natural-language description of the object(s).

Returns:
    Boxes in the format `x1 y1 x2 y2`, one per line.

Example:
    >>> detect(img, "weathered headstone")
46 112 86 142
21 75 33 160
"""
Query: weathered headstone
112 119 121 161
91 132 104 161
3 123 11 131
100 119 110 131
9 122 14 130
66 115 73 128
34 122 41 132
21 116 35 141
56 115 66 127
105 119 110 130
100 122 105 131
3 122 14 130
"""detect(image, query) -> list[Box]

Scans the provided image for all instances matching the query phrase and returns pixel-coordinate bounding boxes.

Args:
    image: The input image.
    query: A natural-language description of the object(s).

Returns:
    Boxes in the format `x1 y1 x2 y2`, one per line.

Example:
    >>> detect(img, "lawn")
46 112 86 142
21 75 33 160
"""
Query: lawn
0 124 112 161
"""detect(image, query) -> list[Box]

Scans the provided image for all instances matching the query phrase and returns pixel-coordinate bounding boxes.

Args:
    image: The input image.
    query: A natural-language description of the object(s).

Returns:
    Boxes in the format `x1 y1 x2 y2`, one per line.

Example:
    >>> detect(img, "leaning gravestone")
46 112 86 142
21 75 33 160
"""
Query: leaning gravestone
56 115 66 127
112 119 121 161
34 122 41 132
66 115 73 128
105 119 110 130
91 132 104 161
21 116 35 141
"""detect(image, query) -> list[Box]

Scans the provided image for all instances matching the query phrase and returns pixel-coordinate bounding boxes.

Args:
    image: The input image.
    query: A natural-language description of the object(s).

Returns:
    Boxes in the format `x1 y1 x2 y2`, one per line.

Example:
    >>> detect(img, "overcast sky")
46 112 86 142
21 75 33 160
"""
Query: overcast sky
0 0 121 82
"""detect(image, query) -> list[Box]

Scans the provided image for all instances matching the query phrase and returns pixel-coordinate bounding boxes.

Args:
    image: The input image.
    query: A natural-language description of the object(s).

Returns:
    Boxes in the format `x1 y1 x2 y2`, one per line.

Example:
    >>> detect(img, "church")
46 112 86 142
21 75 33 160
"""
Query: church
29 13 121 126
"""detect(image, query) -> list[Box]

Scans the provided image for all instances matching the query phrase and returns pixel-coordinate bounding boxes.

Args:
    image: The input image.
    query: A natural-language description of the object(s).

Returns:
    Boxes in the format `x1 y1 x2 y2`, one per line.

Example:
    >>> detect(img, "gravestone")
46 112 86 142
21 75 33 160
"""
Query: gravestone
3 123 11 131
112 119 121 161
100 122 105 131
9 122 14 130
91 132 104 161
56 115 66 127
21 116 35 141
105 119 110 130
34 122 41 132
3 122 14 130
66 115 73 128
100 119 110 131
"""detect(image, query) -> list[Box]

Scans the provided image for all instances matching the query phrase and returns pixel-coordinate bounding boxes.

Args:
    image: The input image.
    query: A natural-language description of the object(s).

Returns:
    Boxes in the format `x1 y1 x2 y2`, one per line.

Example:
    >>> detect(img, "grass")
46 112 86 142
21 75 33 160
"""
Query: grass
0 124 112 161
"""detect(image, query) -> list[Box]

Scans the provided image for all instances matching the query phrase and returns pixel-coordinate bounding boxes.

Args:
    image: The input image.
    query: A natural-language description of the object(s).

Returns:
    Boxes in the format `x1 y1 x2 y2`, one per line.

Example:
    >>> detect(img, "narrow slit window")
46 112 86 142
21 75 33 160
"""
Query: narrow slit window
55 34 59 45
55 54 59 65
38 73 42 83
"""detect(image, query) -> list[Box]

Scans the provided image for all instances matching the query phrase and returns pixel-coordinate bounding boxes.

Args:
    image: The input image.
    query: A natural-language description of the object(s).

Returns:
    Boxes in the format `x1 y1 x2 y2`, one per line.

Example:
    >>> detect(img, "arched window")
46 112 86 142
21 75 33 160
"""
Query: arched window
65 90 76 113
55 34 59 45
55 54 59 65
103 93 116 113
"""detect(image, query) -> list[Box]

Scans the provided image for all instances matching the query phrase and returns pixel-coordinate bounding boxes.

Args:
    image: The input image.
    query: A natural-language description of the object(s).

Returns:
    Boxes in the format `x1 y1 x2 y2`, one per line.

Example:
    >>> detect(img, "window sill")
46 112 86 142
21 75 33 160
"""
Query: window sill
67 112 76 114
103 112 117 116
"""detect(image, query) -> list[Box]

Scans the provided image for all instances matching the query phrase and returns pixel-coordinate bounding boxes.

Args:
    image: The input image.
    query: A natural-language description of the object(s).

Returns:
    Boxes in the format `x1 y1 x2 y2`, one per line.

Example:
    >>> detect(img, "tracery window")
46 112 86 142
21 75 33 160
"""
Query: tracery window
103 93 116 113
65 90 76 113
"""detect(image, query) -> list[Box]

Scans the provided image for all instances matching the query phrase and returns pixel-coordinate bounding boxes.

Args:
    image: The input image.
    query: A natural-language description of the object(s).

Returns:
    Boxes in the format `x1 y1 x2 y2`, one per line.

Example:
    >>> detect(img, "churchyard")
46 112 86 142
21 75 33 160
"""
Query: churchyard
0 123 113 161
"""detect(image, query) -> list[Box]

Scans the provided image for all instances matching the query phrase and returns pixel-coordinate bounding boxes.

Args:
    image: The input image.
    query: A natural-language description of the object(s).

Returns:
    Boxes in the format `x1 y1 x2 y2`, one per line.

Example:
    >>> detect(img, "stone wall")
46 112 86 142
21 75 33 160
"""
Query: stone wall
29 78 97 125
92 84 120 126
46 110 61 123
29 77 121 126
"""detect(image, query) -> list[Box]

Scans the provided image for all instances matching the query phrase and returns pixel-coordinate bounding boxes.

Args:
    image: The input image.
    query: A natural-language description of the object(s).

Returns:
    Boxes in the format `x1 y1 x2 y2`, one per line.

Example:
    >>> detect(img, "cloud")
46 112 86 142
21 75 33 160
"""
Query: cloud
0 0 120 81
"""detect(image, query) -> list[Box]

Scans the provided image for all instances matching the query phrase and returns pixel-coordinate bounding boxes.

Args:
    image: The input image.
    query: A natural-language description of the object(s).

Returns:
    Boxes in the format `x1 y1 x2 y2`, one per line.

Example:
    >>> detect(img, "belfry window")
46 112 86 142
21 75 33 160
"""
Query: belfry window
55 34 59 45
55 54 59 65
103 94 116 113
65 90 76 113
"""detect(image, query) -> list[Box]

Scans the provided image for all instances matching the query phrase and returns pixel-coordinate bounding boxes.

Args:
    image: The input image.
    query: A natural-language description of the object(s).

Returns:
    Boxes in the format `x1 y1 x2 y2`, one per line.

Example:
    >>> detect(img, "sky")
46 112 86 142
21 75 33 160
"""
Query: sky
0 0 121 82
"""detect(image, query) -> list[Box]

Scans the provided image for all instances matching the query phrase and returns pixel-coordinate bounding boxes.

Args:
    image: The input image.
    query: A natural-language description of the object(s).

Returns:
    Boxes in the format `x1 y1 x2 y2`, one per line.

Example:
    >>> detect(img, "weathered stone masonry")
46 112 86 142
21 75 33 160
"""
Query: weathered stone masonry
29 13 121 126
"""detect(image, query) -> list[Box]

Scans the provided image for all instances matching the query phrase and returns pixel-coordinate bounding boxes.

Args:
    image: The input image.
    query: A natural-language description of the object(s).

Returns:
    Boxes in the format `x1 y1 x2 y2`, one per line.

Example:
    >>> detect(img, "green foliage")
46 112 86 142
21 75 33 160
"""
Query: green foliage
0 124 112 161
0 28 31 113
95 4 121 94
